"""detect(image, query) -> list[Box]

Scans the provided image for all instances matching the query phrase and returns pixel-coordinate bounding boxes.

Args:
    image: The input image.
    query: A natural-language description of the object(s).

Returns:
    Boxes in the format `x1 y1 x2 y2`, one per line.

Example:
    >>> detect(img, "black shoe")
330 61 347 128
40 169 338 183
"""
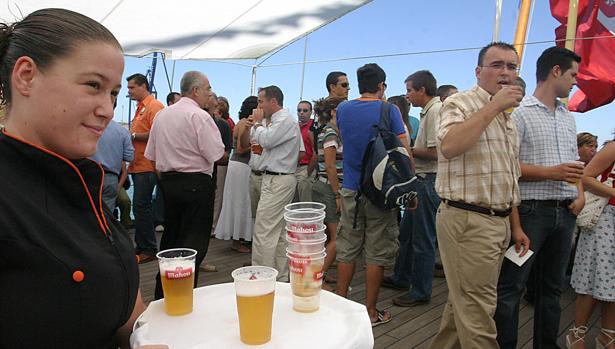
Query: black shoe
392 294 430 307
381 276 408 290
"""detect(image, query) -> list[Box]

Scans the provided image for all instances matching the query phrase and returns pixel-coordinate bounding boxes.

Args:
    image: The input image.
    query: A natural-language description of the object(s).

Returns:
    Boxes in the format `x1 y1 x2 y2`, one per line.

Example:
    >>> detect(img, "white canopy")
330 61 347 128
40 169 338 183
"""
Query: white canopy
0 0 371 60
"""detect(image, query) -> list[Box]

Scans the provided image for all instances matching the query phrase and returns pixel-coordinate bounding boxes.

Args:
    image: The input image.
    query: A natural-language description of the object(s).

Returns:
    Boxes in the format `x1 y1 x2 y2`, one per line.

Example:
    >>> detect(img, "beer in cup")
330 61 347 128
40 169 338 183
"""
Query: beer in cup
566 160 585 187
156 248 197 316
232 266 278 345
250 141 263 155
287 249 326 313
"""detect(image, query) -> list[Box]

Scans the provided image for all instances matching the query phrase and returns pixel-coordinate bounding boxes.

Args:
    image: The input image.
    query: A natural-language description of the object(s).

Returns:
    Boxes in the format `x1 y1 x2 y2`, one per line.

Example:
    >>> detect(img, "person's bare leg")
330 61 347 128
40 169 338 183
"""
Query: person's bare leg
599 301 615 348
567 294 597 348
365 264 386 322
322 222 337 280
336 261 355 297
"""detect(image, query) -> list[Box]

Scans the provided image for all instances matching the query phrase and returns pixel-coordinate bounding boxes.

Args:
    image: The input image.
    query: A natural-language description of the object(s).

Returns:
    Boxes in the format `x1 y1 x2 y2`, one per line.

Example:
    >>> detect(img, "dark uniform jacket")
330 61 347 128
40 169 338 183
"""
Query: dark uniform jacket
0 131 139 348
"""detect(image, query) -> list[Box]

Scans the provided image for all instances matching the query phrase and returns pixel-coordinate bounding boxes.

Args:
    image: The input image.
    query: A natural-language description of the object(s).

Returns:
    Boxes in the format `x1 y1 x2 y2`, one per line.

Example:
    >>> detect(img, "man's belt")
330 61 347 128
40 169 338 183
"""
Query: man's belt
525 199 573 208
444 199 512 217
251 170 263 176
264 170 293 176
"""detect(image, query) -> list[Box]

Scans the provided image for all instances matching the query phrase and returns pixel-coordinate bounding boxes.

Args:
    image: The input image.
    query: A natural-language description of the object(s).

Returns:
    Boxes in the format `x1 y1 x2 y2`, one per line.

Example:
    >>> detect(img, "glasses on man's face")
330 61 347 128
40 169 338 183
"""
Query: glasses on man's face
297 108 310 113
482 62 520 73
338 82 349 88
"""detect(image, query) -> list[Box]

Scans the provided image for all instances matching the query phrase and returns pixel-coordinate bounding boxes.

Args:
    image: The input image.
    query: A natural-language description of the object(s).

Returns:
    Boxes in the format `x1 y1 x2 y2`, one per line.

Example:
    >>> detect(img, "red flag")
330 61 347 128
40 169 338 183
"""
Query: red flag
550 0 615 112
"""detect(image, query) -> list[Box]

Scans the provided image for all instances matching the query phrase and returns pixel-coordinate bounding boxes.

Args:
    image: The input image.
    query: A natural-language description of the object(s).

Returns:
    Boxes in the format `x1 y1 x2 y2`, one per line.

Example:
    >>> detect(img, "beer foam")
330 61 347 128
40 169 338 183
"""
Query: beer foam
159 258 194 273
235 282 276 297
232 267 277 297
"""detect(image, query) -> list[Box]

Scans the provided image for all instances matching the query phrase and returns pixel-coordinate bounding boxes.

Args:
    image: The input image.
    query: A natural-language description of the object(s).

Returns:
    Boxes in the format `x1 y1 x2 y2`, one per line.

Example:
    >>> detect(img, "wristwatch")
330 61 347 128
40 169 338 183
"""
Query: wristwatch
131 132 136 141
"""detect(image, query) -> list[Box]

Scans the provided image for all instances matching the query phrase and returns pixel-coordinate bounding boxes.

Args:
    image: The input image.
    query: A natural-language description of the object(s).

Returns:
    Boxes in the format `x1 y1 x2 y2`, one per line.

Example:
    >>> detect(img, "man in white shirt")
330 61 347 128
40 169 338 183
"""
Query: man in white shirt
251 85 303 281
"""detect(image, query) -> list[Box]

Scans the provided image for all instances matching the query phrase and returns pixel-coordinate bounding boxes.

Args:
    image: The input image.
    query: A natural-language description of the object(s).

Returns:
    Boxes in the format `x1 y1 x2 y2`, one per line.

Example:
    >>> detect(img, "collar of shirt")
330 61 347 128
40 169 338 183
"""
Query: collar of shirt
420 96 441 118
519 95 567 113
137 94 156 110
176 96 200 109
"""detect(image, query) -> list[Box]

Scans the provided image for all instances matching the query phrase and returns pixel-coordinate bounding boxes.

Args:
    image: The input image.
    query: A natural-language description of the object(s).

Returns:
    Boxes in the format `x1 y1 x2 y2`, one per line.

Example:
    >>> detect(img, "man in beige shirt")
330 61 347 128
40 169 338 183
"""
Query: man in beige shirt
429 42 530 349
385 70 443 307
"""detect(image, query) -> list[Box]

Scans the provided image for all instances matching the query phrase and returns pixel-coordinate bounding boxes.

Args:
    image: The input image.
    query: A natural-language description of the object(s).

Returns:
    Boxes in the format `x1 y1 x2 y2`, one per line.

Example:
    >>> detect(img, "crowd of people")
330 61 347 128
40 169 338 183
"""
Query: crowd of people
1 8 614 349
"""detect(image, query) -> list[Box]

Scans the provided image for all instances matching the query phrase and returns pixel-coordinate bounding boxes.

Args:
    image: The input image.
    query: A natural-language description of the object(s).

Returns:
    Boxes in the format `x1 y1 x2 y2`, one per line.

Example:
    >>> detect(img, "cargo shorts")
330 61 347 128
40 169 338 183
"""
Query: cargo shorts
336 188 399 267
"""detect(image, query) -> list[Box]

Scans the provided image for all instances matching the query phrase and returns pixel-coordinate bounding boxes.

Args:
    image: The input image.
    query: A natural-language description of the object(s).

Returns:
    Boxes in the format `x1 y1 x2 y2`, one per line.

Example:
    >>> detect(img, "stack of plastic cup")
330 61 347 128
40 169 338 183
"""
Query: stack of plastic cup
284 202 327 312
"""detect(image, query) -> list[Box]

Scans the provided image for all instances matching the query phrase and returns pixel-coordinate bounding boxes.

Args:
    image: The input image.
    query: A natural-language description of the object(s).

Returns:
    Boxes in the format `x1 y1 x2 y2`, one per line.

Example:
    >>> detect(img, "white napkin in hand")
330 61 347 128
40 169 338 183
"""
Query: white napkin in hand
504 245 534 267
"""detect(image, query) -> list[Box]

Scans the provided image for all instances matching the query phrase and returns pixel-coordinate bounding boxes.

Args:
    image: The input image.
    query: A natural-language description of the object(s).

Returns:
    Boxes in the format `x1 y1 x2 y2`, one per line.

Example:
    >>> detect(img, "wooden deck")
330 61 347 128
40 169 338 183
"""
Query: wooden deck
137 232 601 348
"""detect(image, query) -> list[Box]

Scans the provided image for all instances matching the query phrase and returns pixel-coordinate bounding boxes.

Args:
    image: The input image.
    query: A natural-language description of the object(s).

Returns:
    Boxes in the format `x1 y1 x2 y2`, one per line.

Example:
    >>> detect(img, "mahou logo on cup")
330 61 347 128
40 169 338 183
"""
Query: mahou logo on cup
165 266 193 279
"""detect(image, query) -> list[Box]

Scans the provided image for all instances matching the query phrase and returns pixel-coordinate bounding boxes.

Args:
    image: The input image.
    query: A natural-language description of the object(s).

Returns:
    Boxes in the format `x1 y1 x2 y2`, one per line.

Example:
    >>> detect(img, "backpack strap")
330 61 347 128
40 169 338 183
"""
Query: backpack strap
378 101 392 131
353 101 390 229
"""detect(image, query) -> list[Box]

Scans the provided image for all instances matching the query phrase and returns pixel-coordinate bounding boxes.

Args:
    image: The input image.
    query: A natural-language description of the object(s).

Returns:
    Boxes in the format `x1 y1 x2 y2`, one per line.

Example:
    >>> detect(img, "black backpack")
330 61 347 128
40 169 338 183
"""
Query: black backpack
354 102 417 227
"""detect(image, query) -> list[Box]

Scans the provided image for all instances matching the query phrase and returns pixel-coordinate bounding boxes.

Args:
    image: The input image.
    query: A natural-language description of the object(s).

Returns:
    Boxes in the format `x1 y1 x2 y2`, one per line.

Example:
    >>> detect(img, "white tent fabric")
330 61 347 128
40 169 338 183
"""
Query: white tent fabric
0 0 371 60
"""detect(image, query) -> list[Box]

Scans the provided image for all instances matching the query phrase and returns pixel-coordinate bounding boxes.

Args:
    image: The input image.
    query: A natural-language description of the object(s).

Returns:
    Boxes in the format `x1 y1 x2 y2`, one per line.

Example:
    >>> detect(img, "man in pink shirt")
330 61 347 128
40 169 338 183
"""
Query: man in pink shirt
145 71 225 300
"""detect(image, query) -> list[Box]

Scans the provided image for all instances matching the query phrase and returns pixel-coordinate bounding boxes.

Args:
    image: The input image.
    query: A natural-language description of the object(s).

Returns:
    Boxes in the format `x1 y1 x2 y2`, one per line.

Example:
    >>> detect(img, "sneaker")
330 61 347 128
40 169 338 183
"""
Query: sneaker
392 294 430 307
381 276 409 290
155 225 165 232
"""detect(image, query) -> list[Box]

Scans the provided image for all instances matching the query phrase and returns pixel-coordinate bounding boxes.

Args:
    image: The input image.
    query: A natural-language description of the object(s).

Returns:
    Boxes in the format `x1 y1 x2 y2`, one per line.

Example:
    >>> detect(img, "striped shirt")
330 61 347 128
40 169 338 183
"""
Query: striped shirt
513 96 578 200
316 123 343 181
435 85 521 210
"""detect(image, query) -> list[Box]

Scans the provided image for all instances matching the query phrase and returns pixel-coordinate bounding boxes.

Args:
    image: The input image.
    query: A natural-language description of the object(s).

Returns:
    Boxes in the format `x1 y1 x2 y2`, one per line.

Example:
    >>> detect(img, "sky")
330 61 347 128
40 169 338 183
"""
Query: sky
116 0 614 146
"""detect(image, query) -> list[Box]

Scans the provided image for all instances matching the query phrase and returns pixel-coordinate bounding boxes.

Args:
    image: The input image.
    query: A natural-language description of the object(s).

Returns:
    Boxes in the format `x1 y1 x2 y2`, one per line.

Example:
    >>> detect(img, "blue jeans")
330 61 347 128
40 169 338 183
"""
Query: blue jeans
132 172 158 255
391 173 440 300
495 200 576 349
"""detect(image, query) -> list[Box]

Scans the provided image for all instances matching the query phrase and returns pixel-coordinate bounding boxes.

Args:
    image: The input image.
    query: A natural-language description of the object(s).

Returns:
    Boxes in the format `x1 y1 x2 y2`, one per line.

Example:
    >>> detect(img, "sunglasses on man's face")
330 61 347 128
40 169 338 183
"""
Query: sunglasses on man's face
338 82 349 88
297 108 311 113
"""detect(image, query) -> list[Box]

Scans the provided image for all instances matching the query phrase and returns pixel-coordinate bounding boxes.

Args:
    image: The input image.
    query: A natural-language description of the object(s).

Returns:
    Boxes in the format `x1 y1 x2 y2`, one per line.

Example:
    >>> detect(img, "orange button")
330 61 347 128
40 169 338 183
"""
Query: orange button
72 270 85 283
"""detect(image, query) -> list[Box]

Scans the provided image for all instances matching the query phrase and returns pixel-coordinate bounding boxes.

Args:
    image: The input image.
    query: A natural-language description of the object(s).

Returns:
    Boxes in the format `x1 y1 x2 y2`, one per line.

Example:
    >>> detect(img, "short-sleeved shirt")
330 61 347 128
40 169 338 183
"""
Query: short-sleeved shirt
435 85 521 210
337 98 406 191
144 97 224 175
316 123 343 181
414 97 441 174
129 94 164 173
513 95 578 200
90 120 134 176
299 119 314 165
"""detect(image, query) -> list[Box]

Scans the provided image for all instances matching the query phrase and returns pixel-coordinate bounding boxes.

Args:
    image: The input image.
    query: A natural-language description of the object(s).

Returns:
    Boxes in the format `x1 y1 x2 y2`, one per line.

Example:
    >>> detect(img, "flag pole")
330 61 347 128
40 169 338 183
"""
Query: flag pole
493 0 504 42
513 0 533 68
562 0 579 106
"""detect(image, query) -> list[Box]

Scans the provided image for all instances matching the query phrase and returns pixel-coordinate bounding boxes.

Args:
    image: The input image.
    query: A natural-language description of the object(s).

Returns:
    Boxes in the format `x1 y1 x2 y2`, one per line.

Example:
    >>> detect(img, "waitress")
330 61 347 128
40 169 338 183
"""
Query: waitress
0 8 155 348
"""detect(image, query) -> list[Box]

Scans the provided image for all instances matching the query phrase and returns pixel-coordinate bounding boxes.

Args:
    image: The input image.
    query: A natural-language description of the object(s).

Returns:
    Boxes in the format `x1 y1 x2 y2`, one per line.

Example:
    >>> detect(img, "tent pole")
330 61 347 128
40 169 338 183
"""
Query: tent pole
299 35 309 100
251 64 257 96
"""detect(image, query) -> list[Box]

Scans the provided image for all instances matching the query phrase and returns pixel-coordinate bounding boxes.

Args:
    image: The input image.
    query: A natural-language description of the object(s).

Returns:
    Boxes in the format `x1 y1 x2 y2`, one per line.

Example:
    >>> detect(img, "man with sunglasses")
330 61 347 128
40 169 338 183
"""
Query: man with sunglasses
429 42 528 348
326 71 351 100
295 101 314 202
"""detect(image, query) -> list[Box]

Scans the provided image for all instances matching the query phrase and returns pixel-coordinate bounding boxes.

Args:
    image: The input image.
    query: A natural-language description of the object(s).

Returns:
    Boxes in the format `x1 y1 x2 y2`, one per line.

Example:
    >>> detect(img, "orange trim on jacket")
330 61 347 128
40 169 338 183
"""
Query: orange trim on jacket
1 129 110 236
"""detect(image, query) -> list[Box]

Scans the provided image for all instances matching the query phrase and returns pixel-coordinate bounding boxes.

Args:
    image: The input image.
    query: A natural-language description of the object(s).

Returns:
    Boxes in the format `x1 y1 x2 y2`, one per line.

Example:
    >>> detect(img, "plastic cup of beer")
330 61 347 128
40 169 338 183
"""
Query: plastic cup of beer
250 141 263 155
567 160 585 187
156 248 197 316
286 249 326 313
285 202 326 213
232 266 278 345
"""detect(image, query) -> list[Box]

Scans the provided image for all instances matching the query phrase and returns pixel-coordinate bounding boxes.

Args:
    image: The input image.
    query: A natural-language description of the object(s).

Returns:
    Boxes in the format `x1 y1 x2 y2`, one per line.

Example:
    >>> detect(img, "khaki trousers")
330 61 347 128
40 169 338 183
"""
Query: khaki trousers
429 203 510 349
251 174 296 281
249 172 263 218
294 165 312 202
